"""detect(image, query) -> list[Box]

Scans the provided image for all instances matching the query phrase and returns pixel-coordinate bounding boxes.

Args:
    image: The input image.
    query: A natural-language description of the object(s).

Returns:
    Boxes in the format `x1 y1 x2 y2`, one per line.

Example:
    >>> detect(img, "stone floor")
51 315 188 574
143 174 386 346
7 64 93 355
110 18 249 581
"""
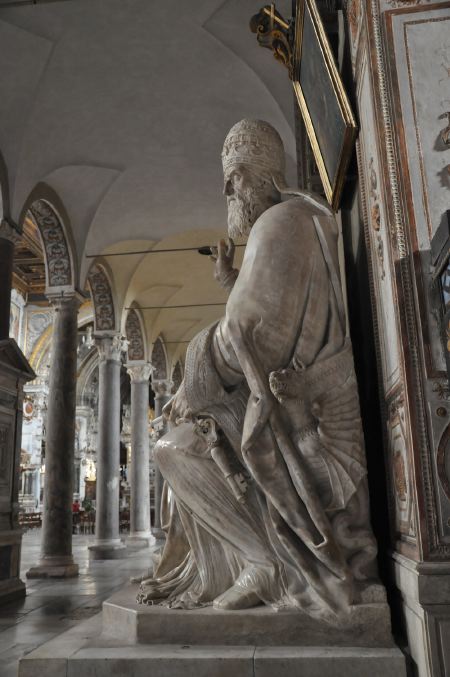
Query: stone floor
0 530 154 677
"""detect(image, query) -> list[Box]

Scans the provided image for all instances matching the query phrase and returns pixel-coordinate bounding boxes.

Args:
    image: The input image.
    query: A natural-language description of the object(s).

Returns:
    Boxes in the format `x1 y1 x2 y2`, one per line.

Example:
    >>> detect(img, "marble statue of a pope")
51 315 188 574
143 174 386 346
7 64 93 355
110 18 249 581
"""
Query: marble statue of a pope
138 119 379 623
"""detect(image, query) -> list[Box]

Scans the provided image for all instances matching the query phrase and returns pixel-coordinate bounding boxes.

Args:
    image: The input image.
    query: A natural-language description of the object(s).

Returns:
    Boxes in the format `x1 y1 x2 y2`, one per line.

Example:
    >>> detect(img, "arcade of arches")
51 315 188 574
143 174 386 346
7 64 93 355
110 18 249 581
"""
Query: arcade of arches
0 1 449 676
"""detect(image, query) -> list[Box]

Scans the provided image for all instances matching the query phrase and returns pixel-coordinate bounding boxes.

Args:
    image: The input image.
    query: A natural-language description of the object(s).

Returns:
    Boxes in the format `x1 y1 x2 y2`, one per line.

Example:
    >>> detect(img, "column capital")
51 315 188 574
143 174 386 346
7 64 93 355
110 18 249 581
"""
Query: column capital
95 333 126 364
0 219 21 244
152 379 173 397
46 290 85 310
127 362 154 383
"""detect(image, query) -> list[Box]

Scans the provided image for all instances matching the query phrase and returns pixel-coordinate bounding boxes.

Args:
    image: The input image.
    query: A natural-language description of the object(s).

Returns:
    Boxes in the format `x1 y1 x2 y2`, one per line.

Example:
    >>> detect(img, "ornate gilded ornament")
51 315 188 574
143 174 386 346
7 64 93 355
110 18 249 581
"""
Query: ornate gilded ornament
250 4 293 78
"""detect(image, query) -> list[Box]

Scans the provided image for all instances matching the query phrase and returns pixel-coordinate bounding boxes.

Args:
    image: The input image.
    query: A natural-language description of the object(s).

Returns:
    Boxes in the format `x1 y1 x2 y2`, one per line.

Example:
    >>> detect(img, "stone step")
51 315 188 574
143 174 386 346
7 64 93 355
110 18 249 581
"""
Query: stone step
18 612 407 677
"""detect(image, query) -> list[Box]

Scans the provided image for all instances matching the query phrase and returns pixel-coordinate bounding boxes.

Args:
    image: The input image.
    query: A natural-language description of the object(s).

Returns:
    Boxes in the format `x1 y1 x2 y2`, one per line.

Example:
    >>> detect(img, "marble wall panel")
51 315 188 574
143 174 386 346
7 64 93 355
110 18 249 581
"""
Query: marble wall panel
389 5 450 247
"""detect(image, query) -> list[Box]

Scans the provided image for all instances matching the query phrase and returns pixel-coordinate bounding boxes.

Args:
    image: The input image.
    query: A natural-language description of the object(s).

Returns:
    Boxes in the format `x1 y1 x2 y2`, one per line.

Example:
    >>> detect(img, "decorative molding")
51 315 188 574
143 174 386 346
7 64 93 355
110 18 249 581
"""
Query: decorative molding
88 263 116 332
125 309 145 361
29 200 73 289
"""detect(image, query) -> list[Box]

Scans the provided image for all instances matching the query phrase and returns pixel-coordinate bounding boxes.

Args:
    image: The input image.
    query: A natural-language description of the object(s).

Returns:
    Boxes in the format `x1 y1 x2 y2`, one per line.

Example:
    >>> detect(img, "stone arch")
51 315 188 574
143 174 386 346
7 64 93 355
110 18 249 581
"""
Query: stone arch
21 183 78 293
171 360 183 392
151 336 168 381
125 307 146 361
87 258 118 333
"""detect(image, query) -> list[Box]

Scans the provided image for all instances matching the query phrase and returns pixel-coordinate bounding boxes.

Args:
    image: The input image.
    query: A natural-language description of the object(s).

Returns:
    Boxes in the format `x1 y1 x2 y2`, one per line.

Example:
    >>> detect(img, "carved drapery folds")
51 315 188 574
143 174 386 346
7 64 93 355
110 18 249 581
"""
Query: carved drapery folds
88 264 116 332
125 309 145 362
29 200 72 289
151 337 167 381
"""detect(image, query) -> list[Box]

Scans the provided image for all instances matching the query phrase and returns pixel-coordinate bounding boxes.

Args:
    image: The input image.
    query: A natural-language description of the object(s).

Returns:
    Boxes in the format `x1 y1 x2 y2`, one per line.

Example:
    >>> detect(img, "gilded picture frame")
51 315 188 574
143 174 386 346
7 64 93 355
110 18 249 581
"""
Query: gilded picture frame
293 0 357 211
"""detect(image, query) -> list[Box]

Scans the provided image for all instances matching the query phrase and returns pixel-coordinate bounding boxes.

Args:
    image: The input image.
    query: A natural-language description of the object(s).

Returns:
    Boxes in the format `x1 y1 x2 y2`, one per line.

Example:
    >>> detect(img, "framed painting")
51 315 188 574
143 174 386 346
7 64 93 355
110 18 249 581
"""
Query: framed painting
293 0 357 210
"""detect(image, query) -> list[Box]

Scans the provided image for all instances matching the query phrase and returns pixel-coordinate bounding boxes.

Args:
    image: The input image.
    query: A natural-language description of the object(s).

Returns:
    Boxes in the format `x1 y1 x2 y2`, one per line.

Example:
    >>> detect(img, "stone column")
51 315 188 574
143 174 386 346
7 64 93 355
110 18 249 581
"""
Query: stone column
88 334 127 559
27 293 82 578
152 379 172 538
127 363 155 546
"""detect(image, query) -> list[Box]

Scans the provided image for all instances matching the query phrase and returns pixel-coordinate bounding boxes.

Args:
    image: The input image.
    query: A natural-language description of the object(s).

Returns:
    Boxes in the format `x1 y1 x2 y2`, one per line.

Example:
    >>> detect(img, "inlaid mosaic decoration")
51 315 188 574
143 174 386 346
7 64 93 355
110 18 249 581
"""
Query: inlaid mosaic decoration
88 264 116 331
125 309 145 361
29 200 72 288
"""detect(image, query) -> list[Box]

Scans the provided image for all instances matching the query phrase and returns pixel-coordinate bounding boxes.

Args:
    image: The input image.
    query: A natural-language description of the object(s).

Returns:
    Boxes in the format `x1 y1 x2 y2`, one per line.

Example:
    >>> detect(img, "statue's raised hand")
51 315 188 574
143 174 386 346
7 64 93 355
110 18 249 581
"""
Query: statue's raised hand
163 382 192 424
210 238 238 291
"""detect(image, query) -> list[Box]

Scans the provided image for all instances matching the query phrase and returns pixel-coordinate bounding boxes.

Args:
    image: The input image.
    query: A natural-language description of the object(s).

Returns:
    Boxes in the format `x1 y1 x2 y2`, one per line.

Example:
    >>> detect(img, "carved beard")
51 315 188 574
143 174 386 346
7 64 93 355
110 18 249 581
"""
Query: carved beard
227 185 269 239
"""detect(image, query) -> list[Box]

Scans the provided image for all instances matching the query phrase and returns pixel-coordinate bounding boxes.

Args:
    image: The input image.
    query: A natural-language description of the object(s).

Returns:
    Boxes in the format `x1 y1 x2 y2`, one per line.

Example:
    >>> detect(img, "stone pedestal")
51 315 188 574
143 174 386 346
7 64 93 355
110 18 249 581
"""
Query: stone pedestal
0 340 35 603
151 380 172 539
89 335 126 560
27 293 82 579
127 363 155 547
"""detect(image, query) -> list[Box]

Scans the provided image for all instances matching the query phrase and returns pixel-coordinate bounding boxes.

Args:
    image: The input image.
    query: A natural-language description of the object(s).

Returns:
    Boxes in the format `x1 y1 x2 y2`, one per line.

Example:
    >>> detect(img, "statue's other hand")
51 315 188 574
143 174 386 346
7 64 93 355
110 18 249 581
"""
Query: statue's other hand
167 382 192 424
210 238 235 284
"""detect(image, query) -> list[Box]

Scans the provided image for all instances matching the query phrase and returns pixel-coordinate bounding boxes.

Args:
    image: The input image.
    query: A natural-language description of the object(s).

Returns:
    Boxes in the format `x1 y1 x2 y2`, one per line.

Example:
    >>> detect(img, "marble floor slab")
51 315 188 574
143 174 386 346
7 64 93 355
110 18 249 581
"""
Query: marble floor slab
0 529 155 677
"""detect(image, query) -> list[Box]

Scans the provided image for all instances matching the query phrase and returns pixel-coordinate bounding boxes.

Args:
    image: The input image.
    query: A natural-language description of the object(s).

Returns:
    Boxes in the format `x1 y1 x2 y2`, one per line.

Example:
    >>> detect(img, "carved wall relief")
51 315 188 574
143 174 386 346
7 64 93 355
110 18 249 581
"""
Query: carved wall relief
345 0 364 68
87 264 116 332
151 337 167 381
387 391 415 539
125 309 145 362
28 200 72 289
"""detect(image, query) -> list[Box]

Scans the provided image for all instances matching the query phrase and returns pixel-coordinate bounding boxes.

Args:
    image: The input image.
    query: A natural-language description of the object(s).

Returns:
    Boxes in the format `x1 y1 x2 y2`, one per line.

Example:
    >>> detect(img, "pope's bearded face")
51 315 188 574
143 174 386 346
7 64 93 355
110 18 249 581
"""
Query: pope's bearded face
224 165 276 239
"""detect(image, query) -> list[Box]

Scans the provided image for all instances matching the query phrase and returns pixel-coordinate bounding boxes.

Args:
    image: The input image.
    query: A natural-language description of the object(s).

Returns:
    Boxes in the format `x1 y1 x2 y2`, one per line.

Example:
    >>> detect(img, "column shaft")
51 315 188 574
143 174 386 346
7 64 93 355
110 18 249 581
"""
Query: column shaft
27 294 80 578
127 363 154 546
152 381 172 537
89 335 126 559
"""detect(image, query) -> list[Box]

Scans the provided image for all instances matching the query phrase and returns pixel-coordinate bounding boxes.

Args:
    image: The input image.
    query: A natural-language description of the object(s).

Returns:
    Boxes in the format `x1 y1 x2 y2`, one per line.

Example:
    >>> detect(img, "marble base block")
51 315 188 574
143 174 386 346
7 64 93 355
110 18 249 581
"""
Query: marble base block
26 555 79 579
0 577 26 603
88 542 127 560
102 584 394 647
127 532 156 548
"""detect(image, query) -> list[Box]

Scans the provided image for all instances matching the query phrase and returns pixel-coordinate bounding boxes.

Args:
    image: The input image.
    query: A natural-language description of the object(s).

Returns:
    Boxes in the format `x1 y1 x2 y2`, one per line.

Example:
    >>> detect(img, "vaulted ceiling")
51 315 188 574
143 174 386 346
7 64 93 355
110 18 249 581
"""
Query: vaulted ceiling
0 0 296 362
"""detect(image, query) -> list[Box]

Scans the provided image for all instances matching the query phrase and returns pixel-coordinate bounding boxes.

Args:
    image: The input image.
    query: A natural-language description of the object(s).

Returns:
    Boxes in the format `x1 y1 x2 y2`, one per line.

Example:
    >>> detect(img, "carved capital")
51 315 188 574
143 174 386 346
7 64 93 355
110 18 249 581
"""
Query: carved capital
127 362 154 384
46 290 84 313
0 219 21 244
95 333 126 364
152 379 173 397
